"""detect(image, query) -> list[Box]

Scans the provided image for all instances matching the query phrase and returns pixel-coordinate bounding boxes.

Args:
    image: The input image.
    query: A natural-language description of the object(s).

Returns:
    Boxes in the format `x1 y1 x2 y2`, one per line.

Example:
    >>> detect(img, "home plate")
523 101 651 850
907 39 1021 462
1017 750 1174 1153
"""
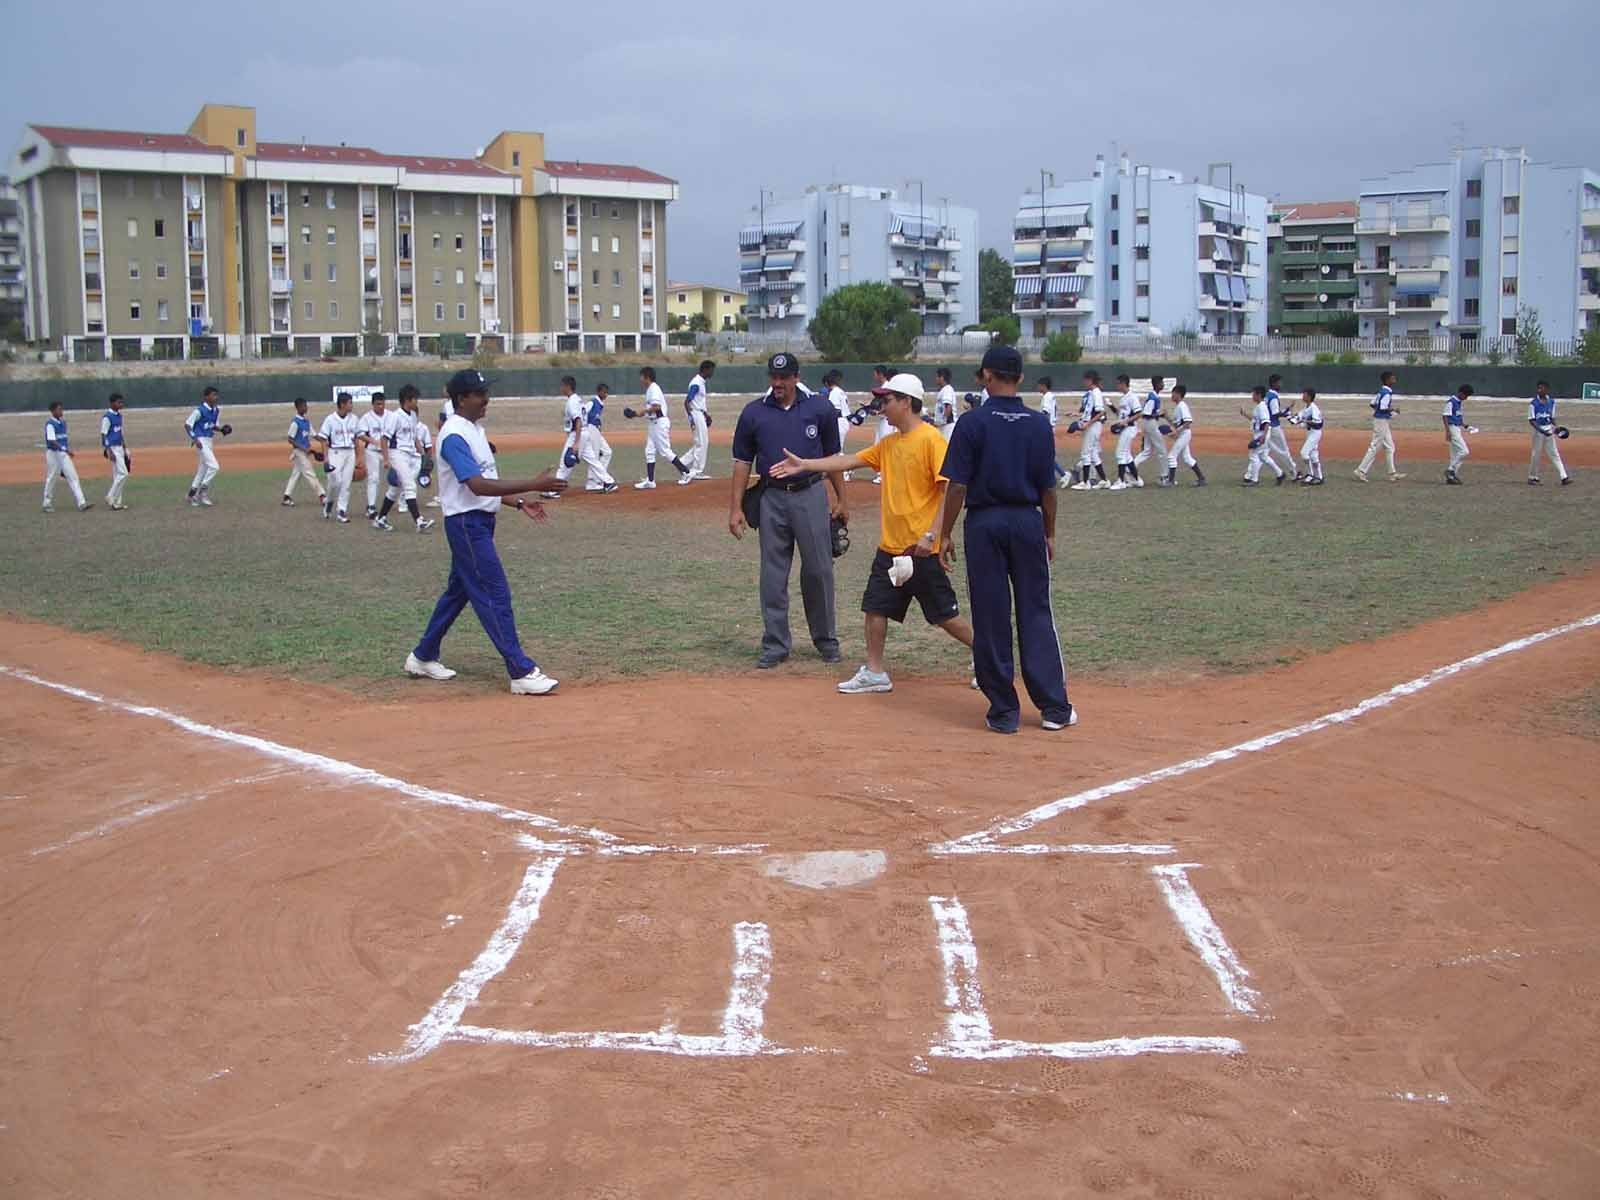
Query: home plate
761 851 887 890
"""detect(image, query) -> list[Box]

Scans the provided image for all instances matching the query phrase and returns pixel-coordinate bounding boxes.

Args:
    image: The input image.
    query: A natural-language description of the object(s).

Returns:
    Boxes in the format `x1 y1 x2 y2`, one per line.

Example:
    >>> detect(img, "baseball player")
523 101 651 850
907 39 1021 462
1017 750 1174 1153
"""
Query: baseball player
357 391 388 518
1527 380 1573 486
41 401 92 513
684 360 716 480
282 397 328 508
184 386 230 507
1291 388 1326 485
416 416 435 503
1069 369 1108 489
1134 376 1171 486
1108 374 1141 490
549 375 586 499
316 392 360 523
1165 383 1206 486
869 364 893 483
1354 371 1405 482
1241 385 1285 486
1262 374 1299 480
632 365 691 489
100 392 130 510
1036 376 1058 428
580 383 619 492
822 370 853 479
933 367 958 440
374 384 436 532
768 371 975 694
1440 384 1473 485
406 369 567 696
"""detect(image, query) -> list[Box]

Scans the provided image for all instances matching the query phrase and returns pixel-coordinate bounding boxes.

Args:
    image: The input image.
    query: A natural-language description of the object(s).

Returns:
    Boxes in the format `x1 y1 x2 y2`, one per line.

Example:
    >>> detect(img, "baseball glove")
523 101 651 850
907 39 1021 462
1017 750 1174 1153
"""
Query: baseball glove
311 449 325 461
830 516 850 559
705 413 713 427
563 449 579 469
1109 422 1125 434
1158 423 1174 436
1556 425 1571 440
1067 420 1083 434
387 467 401 488
622 407 640 419
1247 436 1265 450
124 451 133 473
219 423 233 436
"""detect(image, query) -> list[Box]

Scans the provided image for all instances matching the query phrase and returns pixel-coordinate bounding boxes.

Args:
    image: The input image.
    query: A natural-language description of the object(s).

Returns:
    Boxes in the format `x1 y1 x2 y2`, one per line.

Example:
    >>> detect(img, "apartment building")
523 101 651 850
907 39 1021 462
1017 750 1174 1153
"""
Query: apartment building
667 281 746 331
736 184 979 337
0 177 25 332
7 105 677 360
1012 152 1267 339
1266 201 1358 335
1356 147 1600 343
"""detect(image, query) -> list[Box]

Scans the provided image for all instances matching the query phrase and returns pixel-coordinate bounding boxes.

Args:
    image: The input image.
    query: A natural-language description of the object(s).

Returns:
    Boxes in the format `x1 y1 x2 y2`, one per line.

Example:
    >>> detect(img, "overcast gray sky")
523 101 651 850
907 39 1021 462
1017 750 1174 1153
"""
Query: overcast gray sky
5 0 1597 287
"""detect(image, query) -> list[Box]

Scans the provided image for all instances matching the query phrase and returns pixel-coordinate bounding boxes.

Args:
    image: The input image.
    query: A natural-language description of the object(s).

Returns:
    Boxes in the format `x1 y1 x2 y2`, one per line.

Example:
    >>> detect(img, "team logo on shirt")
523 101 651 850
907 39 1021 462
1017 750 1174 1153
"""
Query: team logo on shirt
805 423 818 439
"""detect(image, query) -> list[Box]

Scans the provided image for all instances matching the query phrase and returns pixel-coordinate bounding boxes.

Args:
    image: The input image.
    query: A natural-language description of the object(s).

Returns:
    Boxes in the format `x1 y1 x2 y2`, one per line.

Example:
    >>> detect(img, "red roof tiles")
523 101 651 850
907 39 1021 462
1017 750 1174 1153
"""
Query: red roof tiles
542 160 676 186
29 125 216 154
1272 200 1358 222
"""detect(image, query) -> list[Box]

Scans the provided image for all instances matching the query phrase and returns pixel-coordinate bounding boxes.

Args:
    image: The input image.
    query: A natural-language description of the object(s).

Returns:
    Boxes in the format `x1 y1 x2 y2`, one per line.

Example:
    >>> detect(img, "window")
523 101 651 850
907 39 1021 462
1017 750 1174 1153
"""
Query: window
1136 283 1149 297
329 300 339 320
512 150 521 167
432 232 441 250
1503 196 1520 215
234 127 246 147
433 268 443 285
156 262 168 279
453 268 464 285
1464 298 1479 318
1502 277 1518 295
129 301 141 320
676 291 687 302
592 303 601 316
840 221 850 237
1135 246 1149 260
454 234 463 252
432 302 444 320
722 293 731 303
153 178 164 199
611 303 621 319
590 201 599 218
303 261 313 281
301 188 311 207
1110 229 1119 245
304 300 314 318
1466 179 1481 198
610 204 619 219
1111 300 1120 316
1111 265 1120 281
1110 194 1119 210
456 303 466 320
612 270 622 286
302 225 312 244
127 218 139 238
1502 317 1516 334
592 269 600 285
326 226 336 245
591 235 600 253
129 260 140 280
157 299 169 322
154 219 165 239
1465 218 1481 239
1465 258 1479 277
452 197 464 216
611 236 620 254
190 303 203 321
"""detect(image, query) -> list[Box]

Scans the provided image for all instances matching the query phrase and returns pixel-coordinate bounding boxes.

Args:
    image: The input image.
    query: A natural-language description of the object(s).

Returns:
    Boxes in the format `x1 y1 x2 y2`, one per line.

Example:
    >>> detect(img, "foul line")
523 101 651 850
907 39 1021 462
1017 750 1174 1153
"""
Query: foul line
934 610 1600 853
0 666 619 846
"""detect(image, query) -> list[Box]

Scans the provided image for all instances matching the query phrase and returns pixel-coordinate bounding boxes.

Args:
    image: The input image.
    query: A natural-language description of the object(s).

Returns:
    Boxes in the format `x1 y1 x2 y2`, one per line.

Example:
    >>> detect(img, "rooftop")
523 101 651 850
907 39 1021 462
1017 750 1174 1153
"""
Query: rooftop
542 160 677 186
1271 200 1358 222
668 281 746 294
29 124 216 154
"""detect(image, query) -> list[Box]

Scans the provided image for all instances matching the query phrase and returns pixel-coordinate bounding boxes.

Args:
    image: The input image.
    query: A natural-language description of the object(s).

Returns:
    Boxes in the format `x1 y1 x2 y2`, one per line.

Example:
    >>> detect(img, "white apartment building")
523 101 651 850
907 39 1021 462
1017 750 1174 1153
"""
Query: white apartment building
1012 152 1267 339
737 184 978 337
1357 147 1600 343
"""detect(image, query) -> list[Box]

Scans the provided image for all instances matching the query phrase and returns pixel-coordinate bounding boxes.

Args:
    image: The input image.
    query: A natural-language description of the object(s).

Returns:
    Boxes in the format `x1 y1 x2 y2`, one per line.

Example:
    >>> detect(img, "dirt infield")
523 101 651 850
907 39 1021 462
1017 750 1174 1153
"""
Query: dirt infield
4 425 1595 487
3 571 1599 1197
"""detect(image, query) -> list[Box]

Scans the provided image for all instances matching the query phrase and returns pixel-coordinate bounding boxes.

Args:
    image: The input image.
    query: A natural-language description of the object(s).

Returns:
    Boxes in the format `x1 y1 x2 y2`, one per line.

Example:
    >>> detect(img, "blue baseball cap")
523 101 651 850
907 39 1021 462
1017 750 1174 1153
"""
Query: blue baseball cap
979 344 1024 376
446 368 493 398
766 352 800 377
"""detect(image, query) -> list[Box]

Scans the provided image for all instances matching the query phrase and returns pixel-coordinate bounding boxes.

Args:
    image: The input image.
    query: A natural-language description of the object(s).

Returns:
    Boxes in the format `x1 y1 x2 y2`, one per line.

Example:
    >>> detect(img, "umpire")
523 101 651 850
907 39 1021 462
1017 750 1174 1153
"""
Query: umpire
937 344 1076 734
729 352 848 668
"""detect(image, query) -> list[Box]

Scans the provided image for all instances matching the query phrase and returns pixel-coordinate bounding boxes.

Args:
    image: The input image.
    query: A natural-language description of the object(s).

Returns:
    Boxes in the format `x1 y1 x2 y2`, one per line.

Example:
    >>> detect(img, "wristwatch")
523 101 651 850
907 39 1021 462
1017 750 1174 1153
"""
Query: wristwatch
513 498 526 510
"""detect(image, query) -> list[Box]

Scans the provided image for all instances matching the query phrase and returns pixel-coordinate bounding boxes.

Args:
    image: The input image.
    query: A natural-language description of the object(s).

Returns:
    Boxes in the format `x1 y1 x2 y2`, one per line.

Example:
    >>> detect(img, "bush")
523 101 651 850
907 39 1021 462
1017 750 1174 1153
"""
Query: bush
1337 349 1362 365
980 314 1021 346
1040 330 1082 363
471 343 499 371
807 282 920 361
1313 351 1336 365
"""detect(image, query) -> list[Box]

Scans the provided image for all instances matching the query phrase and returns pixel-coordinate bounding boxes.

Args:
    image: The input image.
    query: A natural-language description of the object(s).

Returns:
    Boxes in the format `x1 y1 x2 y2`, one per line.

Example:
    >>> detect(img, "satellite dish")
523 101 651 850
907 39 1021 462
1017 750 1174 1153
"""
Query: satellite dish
1318 293 1329 303
367 266 379 280
1320 264 1331 275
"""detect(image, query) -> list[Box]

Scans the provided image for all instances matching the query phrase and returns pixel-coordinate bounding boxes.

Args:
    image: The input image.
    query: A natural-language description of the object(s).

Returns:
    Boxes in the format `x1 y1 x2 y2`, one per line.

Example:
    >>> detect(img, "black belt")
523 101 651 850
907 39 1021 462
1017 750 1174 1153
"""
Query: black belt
770 472 821 493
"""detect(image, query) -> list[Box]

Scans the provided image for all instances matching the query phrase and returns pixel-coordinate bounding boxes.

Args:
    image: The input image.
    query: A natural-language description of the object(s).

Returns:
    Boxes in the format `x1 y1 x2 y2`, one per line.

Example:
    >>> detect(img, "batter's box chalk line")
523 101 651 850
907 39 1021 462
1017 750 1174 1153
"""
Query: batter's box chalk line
931 609 1600 856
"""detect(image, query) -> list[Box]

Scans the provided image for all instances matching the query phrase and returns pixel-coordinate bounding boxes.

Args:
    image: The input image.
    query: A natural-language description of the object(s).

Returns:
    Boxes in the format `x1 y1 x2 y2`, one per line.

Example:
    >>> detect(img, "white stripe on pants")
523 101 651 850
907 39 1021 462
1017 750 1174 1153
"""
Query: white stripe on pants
686 410 709 474
44 450 86 507
580 426 615 488
1446 427 1468 474
106 445 129 506
1356 419 1396 476
284 448 325 499
1529 430 1567 480
327 449 355 514
1167 428 1195 469
189 437 219 492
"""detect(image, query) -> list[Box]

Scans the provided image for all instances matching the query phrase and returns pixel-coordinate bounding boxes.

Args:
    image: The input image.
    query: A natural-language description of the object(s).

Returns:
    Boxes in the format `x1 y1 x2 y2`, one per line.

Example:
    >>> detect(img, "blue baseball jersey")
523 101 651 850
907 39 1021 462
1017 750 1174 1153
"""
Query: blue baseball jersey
1530 394 1556 425
101 409 124 447
1443 397 1465 426
187 401 220 439
289 414 313 449
1266 389 1284 426
45 416 69 452
1371 386 1394 419
940 394 1057 509
1141 390 1162 419
586 396 606 428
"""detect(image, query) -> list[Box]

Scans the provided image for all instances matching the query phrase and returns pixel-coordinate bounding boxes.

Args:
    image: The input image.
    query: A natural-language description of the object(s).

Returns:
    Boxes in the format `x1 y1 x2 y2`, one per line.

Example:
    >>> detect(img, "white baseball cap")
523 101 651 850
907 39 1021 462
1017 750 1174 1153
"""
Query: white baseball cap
874 372 925 402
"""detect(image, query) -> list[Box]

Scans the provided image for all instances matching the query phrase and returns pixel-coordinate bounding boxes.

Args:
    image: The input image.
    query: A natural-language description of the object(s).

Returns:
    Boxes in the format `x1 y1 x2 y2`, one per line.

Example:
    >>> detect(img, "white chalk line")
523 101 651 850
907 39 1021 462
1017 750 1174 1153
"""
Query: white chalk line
927 895 1243 1061
29 767 293 857
935 610 1600 853
0 665 619 846
517 835 770 858
1152 864 1263 1017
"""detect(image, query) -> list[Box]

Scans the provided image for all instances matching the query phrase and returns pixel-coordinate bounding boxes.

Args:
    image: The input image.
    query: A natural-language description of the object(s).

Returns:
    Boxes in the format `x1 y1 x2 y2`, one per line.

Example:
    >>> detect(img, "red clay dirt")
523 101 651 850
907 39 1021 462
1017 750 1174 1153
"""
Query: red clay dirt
3 571 1599 1197
3 426 1595 487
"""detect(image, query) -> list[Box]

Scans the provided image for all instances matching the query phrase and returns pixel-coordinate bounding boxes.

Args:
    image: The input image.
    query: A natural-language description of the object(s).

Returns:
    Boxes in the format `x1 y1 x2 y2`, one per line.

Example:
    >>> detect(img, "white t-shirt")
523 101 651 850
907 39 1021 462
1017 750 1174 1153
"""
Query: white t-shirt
1039 392 1057 426
935 384 957 426
439 398 455 425
319 411 359 451
643 381 669 427
1116 390 1138 422
561 393 584 435
386 407 422 458
1251 401 1272 436
829 386 850 420
1170 399 1194 429
437 415 502 517
416 422 434 452
686 374 709 416
1081 388 1104 421
357 409 386 452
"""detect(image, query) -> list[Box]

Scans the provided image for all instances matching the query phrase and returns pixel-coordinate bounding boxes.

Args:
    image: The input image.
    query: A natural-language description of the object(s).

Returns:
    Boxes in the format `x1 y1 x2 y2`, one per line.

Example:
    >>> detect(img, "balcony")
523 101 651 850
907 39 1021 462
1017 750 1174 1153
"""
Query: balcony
1042 296 1092 314
1355 293 1390 312
1392 255 1452 274
362 205 377 220
939 269 962 284
269 278 292 295
398 210 412 228
361 241 378 259
1579 250 1600 270
1356 213 1451 236
186 195 203 212
272 318 290 333
1281 249 1357 267
187 237 205 253
1280 308 1355 326
1279 279 1357 296
477 270 496 286
1580 291 1600 311
1583 208 1600 228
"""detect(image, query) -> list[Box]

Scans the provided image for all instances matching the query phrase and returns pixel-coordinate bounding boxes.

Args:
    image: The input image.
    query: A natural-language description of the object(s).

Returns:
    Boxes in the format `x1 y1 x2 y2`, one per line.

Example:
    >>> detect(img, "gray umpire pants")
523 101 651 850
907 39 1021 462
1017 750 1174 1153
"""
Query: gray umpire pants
758 480 838 660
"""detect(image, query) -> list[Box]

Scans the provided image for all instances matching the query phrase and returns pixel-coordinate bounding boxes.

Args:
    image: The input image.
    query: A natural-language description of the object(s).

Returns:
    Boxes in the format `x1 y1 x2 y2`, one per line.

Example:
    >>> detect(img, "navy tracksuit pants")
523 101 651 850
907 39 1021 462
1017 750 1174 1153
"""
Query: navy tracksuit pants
963 505 1071 731
414 510 537 678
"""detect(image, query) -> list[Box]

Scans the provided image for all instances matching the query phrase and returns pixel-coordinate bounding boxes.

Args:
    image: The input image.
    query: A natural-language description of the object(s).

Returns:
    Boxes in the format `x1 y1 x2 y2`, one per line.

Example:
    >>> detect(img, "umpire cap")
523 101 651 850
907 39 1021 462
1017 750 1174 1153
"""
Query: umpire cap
446 368 493 398
766 352 800 377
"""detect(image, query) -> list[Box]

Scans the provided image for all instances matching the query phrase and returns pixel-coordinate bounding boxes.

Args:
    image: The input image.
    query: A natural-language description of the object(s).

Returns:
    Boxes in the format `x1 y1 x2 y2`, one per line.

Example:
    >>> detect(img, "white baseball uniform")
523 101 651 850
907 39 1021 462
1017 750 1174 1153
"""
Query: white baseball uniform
1113 390 1139 465
1167 400 1197 469
1528 394 1569 482
357 407 387 512
42 415 88 510
1264 389 1297 477
100 408 129 508
1298 401 1325 479
935 383 958 441
184 401 221 495
642 380 674 463
1246 399 1281 482
383 406 424 503
1039 391 1058 427
1356 385 1399 477
581 395 615 489
556 392 585 484
319 409 360 516
828 385 852 472
1074 386 1105 477
684 373 711 477
1135 389 1168 468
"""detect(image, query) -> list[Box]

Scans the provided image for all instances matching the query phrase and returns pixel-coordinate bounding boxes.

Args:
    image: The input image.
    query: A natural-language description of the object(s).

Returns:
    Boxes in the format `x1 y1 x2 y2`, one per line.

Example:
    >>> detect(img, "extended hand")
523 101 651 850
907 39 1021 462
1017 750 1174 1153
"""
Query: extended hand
767 449 807 480
529 472 568 493
519 501 548 524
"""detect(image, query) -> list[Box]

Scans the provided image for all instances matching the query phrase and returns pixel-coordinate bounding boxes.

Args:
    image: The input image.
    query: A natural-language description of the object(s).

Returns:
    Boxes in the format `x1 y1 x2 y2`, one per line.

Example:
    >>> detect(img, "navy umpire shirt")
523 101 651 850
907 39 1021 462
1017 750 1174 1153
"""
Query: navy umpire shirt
940 395 1057 507
732 388 841 477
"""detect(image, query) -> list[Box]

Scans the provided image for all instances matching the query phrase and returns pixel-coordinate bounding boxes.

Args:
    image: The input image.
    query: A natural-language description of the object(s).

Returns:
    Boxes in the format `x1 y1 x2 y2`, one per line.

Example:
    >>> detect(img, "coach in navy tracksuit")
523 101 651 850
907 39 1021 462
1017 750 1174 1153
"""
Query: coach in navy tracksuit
938 345 1075 734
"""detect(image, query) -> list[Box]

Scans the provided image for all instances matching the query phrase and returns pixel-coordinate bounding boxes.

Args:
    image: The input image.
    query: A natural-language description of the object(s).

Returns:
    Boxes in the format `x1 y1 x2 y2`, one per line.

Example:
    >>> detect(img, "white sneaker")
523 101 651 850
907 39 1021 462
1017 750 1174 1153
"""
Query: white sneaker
416 517 436 532
634 479 656 490
1069 481 1090 491
336 512 350 523
694 471 712 480
1042 709 1079 731
199 491 215 507
676 475 693 485
871 474 882 485
405 652 456 681
1132 477 1145 488
540 491 562 500
837 665 893 694
1093 480 1111 490
41 504 53 513
1108 480 1128 491
426 497 442 508
510 668 559 695
372 516 393 531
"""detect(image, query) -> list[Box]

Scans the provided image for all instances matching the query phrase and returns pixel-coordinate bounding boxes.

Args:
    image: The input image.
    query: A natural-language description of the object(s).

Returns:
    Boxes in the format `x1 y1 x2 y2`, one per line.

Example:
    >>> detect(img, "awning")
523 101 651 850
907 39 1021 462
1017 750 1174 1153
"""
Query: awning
892 215 942 241
1230 275 1250 302
1013 243 1042 264
1393 272 1442 295
1045 274 1087 295
1134 225 1150 248
1014 275 1043 297
1043 204 1089 227
1045 242 1083 261
924 280 946 299
1212 237 1234 263
739 229 762 250
764 252 797 271
740 257 764 275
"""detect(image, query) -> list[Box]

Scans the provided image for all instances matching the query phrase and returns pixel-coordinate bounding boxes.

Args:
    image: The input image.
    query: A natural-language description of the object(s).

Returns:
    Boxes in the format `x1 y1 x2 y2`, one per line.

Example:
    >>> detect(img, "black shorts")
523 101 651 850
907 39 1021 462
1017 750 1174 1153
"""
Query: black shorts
861 549 961 625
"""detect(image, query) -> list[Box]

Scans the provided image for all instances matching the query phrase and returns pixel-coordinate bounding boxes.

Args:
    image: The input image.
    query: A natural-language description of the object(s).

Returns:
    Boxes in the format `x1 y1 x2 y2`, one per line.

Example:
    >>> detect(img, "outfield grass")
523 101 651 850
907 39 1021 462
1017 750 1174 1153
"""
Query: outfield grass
4 457 1596 690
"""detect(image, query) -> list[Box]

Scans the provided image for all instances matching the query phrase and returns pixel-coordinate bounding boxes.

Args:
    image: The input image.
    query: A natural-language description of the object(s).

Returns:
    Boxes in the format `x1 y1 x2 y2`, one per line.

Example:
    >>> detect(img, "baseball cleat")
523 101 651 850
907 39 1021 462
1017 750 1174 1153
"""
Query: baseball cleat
416 518 436 532
837 666 893 694
1388 473 1406 481
372 516 393 531
1108 480 1128 491
633 479 656 490
676 475 693 485
281 496 295 507
77 501 94 511
510 668 559 695
1352 469 1369 482
1528 477 1540 485
336 511 350 523
404 652 456 681
365 506 376 519
1560 476 1573 486
1093 480 1111 490
601 482 620 494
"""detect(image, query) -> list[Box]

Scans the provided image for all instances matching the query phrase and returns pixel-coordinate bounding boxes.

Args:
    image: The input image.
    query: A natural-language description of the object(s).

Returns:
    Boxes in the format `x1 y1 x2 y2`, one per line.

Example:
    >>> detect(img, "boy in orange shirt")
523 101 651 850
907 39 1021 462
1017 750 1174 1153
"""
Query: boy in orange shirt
770 372 975 693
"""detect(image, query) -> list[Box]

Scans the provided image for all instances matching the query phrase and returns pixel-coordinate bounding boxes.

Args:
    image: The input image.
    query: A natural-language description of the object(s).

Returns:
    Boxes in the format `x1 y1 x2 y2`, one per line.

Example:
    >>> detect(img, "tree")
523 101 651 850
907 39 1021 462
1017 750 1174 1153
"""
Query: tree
687 311 711 334
808 282 920 361
1326 311 1359 339
1574 325 1600 366
979 314 1021 346
1040 330 1082 363
666 312 684 331
978 248 1013 323
1515 305 1550 366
